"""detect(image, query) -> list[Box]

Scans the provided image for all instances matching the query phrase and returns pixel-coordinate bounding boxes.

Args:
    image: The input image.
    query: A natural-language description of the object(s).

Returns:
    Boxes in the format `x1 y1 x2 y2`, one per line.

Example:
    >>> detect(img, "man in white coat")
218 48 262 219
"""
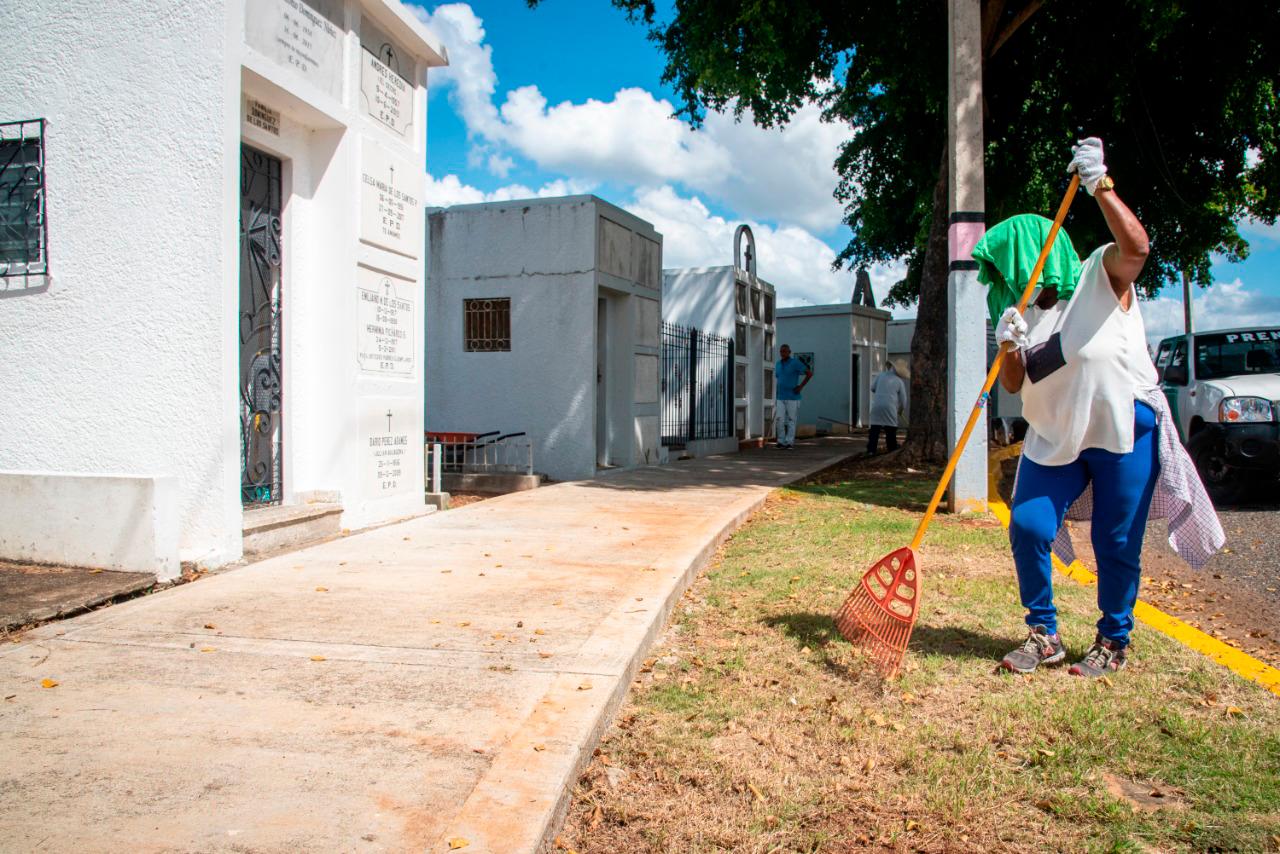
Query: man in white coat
867 361 907 455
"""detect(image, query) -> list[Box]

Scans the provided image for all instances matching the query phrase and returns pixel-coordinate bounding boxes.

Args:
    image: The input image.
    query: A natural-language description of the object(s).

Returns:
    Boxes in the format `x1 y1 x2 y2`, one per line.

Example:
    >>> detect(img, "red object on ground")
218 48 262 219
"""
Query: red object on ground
834 547 919 677
427 432 479 443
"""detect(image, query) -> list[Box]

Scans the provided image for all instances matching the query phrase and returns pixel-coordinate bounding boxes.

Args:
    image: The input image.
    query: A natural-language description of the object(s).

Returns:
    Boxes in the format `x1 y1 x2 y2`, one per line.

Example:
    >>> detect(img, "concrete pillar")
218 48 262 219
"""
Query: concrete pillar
946 0 988 513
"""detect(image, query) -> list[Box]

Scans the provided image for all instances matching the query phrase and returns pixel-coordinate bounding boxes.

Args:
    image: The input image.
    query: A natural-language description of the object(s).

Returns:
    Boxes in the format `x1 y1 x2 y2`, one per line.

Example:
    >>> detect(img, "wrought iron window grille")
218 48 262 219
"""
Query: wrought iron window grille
0 119 49 283
463 298 511 351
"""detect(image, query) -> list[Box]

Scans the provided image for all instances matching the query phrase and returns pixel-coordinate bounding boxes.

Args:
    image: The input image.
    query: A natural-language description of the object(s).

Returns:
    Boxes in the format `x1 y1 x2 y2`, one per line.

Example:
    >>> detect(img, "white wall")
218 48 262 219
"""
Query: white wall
776 310 853 427
426 197 663 482
0 0 242 567
0 0 445 572
662 266 735 338
426 200 601 482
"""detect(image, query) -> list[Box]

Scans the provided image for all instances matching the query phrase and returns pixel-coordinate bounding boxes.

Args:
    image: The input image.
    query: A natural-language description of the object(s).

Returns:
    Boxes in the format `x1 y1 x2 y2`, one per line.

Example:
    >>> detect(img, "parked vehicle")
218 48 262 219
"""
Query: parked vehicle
1155 327 1280 503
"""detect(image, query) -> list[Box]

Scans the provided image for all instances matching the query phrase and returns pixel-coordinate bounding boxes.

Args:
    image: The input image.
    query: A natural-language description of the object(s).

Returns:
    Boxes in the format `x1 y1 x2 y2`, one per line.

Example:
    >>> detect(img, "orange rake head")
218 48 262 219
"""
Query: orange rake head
834 546 920 678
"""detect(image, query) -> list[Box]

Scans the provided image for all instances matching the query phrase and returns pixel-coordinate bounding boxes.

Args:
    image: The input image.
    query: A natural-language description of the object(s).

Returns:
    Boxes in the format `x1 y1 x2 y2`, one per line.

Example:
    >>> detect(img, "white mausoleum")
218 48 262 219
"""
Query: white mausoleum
663 226 778 448
775 275 891 433
0 0 447 577
425 196 665 483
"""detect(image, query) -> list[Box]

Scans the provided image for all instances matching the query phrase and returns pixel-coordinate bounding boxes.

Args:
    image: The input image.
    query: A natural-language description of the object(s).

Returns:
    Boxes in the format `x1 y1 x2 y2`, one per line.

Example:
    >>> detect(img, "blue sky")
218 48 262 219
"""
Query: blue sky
409 1 1280 341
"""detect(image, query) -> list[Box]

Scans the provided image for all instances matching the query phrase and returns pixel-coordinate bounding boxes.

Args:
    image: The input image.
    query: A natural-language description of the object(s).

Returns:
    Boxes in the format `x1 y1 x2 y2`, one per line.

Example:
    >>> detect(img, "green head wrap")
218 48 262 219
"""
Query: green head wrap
972 214 1082 326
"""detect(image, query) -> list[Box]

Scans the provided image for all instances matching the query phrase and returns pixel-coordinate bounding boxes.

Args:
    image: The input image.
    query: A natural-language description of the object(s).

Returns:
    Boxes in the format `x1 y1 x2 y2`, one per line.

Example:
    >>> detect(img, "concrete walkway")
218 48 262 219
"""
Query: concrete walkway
0 440 856 853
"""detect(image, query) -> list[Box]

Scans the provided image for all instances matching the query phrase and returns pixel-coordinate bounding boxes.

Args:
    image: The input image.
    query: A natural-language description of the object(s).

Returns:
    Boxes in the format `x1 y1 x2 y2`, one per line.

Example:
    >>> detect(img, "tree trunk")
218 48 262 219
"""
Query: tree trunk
900 148 951 464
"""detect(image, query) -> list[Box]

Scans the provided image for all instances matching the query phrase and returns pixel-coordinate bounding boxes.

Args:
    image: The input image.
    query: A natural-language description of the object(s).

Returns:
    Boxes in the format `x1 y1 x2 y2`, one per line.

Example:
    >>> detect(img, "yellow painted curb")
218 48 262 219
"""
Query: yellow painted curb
987 458 1280 697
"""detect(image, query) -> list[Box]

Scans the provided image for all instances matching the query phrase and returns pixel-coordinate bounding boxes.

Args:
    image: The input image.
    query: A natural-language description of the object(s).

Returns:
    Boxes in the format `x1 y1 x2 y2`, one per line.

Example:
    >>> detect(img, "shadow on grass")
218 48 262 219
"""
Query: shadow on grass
788 462 942 511
909 624 1012 661
765 611 1012 669
762 611 870 682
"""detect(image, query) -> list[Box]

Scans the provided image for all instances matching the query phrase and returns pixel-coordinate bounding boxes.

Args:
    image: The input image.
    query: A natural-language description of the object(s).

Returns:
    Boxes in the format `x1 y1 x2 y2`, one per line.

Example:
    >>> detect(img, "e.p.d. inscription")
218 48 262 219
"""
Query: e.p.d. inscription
356 267 416 376
360 50 414 141
359 141 422 258
359 403 416 498
245 0 343 98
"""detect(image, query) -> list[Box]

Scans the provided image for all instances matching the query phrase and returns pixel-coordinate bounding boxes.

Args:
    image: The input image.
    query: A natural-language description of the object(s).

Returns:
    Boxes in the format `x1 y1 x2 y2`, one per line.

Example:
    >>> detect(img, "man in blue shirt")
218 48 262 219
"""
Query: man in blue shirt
774 344 812 449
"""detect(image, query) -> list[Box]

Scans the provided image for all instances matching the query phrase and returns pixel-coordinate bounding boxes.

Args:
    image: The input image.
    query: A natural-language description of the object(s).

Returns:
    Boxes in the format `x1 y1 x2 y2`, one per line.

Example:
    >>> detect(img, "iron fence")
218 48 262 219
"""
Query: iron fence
661 321 734 447
426 431 533 475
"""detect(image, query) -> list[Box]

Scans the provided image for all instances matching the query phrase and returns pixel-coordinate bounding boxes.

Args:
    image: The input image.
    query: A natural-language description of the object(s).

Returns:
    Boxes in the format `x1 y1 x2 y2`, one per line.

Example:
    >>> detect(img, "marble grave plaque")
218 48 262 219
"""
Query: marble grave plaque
359 141 422 258
356 267 416 376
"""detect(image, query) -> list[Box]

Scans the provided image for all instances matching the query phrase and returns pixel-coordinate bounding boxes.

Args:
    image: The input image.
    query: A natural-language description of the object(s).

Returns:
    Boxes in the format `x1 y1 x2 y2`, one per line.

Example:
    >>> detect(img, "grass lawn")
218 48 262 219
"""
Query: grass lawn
557 461 1280 853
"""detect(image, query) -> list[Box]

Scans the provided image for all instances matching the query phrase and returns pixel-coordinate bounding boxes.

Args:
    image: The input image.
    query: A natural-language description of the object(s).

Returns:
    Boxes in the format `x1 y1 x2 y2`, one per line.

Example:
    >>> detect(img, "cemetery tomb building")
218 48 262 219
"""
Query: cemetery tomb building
0 0 448 578
663 226 778 450
775 271 891 433
425 196 665 483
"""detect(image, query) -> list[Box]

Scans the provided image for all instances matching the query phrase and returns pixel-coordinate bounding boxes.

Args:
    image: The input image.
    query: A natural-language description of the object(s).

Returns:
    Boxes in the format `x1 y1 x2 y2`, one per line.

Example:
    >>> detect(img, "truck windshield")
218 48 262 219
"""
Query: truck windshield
1194 330 1280 379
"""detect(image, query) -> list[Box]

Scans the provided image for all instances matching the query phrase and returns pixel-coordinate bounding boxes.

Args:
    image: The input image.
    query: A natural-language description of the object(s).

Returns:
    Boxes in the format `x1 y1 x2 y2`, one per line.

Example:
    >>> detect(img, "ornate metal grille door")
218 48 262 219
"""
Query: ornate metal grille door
239 146 284 506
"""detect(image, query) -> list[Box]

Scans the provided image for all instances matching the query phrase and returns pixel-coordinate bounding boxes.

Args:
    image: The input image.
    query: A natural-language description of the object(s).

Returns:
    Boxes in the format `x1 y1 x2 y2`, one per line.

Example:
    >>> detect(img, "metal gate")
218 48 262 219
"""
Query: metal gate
239 146 283 506
661 322 734 447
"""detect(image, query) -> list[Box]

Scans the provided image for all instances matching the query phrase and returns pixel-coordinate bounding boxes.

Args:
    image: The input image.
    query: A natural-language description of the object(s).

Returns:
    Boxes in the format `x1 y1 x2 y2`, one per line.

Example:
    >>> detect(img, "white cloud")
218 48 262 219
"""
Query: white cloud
486 153 515 178
413 3 848 233
628 185 904 307
424 173 595 208
1239 217 1280 246
419 4 502 139
1141 278 1280 344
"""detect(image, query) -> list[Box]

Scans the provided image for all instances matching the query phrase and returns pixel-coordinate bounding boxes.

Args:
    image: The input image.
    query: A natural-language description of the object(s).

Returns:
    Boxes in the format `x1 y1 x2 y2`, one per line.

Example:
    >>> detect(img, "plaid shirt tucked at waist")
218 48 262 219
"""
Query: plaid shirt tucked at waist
1042 386 1225 570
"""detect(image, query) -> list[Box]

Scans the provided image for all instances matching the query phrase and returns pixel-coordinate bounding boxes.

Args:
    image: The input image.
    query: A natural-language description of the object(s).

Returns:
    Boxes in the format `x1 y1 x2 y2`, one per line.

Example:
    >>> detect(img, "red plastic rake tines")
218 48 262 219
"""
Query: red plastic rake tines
834 174 1081 678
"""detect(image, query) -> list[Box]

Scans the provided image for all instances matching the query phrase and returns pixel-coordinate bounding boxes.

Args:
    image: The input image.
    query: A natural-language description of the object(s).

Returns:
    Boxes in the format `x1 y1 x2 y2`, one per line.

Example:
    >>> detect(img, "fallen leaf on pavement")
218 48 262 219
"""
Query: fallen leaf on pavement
447 838 469 850
578 682 592 691
200 647 216 653
310 655 326 662
315 587 328 592
203 623 216 630
40 679 58 689
533 743 546 752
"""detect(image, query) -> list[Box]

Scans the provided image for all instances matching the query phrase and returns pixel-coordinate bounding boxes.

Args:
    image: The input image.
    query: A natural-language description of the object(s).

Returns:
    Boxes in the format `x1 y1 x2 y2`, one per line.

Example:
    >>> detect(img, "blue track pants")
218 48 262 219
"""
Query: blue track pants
1009 402 1159 646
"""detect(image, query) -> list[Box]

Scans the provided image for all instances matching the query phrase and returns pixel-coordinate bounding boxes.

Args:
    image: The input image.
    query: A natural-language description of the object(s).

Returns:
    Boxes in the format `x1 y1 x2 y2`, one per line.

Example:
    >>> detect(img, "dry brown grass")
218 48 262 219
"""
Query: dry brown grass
556 467 1280 853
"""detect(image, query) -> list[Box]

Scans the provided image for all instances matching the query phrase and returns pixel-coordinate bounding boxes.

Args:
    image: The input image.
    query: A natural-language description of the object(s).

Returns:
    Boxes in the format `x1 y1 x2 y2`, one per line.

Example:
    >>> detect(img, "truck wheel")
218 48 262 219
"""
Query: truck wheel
1191 433 1245 505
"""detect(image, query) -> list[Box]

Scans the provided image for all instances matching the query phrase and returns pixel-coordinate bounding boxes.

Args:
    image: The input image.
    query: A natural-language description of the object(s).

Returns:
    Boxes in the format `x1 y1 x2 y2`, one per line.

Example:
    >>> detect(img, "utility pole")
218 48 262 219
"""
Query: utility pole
1182 270 1194 334
946 0 988 513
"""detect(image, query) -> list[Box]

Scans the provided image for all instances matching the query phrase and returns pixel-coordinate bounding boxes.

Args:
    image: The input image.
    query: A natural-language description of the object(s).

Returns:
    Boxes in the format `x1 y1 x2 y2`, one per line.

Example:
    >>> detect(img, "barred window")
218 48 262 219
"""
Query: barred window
1 119 47 279
463 298 511 351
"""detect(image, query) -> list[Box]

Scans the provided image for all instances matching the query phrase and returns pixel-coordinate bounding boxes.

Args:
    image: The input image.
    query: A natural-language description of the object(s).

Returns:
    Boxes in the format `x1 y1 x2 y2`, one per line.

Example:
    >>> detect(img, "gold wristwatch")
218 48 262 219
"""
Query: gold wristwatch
1095 175 1115 193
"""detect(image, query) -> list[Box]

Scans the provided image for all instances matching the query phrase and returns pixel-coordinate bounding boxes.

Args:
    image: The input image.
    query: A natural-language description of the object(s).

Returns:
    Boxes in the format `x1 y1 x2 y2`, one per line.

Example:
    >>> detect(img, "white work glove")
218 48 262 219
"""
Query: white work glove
1067 136 1108 195
995 306 1029 350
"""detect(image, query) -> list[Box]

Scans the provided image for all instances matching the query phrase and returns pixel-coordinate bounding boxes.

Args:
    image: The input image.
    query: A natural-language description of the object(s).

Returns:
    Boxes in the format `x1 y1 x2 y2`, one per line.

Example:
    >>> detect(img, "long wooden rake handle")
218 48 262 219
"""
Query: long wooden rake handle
908 174 1081 551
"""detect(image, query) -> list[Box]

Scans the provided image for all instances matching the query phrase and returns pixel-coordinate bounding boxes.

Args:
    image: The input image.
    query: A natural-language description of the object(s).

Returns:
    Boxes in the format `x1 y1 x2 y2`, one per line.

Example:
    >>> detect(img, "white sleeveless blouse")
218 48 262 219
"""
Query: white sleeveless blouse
1019 243 1160 466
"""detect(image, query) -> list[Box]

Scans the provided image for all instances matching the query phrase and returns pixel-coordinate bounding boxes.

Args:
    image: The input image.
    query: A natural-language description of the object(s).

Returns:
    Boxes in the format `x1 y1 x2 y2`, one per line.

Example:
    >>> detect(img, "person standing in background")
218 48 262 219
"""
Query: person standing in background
774 344 811 449
867 361 907 455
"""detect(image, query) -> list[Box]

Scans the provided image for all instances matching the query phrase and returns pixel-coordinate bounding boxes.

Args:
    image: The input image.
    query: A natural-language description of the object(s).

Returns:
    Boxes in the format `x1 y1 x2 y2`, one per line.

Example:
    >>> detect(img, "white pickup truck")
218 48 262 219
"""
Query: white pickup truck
1154 326 1280 502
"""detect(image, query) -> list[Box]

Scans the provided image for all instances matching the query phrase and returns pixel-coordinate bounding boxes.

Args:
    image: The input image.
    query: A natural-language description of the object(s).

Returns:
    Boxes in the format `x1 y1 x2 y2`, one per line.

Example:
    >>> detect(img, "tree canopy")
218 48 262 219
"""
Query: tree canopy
586 0 1279 303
